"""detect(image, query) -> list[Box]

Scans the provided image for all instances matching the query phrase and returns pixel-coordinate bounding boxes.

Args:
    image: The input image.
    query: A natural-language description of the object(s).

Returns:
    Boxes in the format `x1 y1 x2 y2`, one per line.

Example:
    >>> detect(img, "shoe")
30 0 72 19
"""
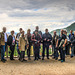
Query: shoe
28 58 31 60
10 59 15 60
61 60 64 63
1 60 5 63
52 57 55 59
20 59 23 62
55 58 58 60
4 59 7 61
63 60 65 62
23 59 27 61
58 59 61 61
38 57 41 59
42 58 44 60
71 56 73 58
34 59 36 61
18 58 20 60
36 58 38 61
47 57 49 59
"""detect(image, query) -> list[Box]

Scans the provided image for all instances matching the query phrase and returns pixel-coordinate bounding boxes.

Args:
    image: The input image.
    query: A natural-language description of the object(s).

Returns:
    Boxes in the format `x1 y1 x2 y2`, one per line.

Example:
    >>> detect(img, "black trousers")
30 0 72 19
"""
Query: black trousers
59 47 65 61
27 44 31 58
34 45 40 59
42 44 49 58
20 51 25 59
10 45 15 60
65 44 70 55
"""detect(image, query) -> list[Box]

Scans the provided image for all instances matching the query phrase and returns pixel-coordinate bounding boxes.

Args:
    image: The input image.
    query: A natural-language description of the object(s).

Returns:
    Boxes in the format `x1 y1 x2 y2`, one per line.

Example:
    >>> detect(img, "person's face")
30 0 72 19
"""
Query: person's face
74 32 75 36
28 30 30 33
61 30 63 34
35 31 38 35
45 30 48 33
11 31 14 35
36 26 39 30
54 31 56 35
66 32 67 35
70 30 72 34
63 31 65 34
22 31 24 35
3 27 6 32
19 28 22 33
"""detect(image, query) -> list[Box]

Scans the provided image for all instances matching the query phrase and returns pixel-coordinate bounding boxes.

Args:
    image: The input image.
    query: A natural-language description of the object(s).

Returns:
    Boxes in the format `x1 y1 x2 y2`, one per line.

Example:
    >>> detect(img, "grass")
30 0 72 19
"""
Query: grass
5 44 53 57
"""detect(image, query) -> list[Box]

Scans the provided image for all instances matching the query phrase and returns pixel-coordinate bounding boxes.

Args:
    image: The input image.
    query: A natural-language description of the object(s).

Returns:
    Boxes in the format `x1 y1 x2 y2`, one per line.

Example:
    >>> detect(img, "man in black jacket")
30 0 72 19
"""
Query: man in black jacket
56 29 67 62
42 29 52 60
70 31 75 57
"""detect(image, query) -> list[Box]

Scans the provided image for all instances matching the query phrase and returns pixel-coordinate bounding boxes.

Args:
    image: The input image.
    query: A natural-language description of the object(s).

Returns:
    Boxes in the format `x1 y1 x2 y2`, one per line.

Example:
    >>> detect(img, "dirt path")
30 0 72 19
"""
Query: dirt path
0 56 75 75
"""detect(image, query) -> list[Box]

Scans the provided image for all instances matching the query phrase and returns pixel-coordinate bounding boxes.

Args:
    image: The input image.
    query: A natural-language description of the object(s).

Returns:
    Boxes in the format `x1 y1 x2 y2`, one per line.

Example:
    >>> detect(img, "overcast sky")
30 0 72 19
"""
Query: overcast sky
0 0 75 32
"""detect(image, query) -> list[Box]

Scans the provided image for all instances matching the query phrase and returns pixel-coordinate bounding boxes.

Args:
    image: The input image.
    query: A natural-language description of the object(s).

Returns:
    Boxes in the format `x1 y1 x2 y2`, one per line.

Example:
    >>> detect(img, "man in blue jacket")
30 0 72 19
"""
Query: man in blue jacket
42 29 52 60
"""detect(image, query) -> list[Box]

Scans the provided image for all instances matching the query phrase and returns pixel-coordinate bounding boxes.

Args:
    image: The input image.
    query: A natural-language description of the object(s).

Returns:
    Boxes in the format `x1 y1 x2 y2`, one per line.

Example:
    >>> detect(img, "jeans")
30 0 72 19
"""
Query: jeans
17 43 21 56
52 45 59 58
1 45 5 60
42 44 49 58
71 46 75 56
20 51 25 59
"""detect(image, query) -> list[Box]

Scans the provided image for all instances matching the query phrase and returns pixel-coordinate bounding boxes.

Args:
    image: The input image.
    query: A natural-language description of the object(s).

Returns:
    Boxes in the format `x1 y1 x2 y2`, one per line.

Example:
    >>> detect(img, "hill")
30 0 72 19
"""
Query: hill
50 22 75 35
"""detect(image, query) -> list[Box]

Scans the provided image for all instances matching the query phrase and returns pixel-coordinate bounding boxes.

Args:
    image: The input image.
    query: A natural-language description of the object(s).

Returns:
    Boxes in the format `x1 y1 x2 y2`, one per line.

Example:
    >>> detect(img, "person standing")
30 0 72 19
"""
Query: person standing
31 30 42 61
25 29 32 60
69 30 74 40
42 29 52 60
7 30 16 60
64 30 70 55
33 26 42 36
33 26 42 59
56 29 67 62
19 31 29 62
16 28 23 60
0 27 8 63
52 31 59 60
70 31 75 58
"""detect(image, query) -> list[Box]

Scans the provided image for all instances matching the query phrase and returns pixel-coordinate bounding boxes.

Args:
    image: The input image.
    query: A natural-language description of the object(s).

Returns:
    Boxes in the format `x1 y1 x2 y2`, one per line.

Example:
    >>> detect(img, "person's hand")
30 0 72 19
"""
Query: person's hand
44 38 46 41
47 39 50 41
34 40 37 41
27 45 29 48
8 46 10 48
71 44 72 46
49 45 52 48
19 46 20 49
38 41 40 43
56 45 57 48
63 44 65 47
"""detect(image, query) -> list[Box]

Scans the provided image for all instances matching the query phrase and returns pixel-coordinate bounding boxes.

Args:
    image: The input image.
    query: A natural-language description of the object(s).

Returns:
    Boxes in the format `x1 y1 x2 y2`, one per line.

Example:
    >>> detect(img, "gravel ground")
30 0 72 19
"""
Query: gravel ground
0 56 75 75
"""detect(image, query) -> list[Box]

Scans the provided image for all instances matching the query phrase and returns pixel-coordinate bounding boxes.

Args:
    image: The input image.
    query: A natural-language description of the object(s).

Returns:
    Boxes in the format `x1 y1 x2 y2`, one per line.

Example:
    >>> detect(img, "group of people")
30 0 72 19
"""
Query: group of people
0 26 75 63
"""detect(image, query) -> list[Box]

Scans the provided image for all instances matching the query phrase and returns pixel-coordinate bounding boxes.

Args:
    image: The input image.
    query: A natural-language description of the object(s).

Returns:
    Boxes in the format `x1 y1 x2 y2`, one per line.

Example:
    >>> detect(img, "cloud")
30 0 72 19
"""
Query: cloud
0 0 75 32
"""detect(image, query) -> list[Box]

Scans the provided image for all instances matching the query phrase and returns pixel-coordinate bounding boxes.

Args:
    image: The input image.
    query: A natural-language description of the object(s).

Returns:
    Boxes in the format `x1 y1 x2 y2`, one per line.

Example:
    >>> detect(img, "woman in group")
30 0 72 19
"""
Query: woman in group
25 29 32 60
7 30 16 60
19 30 29 62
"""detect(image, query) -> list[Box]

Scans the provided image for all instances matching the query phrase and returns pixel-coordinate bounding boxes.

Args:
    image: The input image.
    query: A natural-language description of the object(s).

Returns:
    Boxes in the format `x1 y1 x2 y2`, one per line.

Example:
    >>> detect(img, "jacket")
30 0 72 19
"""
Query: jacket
19 35 29 51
